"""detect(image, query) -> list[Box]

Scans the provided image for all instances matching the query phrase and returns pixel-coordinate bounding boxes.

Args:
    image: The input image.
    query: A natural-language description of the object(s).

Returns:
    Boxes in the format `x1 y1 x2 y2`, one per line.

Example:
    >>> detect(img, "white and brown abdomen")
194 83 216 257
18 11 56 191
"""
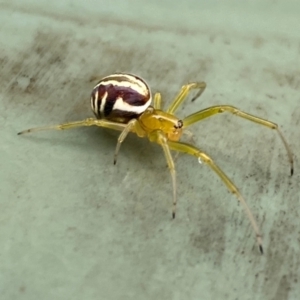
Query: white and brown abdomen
90 73 152 123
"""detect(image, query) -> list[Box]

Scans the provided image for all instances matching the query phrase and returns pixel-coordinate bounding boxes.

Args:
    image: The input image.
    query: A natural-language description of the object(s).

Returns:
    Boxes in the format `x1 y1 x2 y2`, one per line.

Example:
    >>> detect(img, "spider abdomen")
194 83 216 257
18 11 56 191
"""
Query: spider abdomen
90 73 152 123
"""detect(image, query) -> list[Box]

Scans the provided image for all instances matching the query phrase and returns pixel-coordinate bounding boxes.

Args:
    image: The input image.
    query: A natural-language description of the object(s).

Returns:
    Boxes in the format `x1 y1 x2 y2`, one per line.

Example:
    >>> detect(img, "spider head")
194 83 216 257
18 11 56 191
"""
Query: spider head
167 119 183 141
139 108 183 141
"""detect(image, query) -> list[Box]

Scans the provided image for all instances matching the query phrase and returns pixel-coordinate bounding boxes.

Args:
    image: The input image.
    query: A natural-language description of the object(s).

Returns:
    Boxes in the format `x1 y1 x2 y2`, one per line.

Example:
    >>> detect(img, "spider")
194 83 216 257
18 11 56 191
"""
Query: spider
18 73 294 254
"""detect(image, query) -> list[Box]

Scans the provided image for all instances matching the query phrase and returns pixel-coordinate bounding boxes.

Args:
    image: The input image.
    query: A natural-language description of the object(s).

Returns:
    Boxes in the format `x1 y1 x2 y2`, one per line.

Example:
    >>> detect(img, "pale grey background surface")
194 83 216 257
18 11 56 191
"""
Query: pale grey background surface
0 1 299 299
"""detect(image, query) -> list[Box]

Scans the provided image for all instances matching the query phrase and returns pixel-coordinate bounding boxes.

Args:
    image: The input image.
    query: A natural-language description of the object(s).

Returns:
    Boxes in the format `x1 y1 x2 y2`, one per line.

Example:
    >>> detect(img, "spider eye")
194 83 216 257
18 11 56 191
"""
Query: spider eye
174 120 183 129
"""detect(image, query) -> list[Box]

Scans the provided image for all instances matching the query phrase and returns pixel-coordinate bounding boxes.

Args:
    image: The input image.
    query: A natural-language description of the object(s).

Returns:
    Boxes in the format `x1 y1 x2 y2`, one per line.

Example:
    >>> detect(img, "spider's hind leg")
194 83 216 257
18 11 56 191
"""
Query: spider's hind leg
153 92 162 110
17 118 127 135
113 119 145 165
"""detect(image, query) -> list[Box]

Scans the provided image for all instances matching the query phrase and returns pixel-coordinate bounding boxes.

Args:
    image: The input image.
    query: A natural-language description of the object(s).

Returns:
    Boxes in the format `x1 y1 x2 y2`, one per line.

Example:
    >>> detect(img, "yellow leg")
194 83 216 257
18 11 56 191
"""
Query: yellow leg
167 82 206 115
114 119 146 164
153 92 162 110
17 118 128 135
173 129 195 162
183 105 294 175
149 130 177 218
167 140 264 254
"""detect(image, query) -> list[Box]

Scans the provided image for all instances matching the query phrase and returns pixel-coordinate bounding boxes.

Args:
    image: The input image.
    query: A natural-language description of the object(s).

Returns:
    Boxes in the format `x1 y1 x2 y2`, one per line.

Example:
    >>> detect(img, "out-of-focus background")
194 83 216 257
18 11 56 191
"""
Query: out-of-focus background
0 1 299 299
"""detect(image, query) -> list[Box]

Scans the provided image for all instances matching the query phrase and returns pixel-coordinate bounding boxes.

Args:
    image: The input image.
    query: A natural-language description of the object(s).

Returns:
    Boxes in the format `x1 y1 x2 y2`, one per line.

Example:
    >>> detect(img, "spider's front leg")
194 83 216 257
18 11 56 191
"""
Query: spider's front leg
167 140 264 254
167 81 206 114
182 105 294 175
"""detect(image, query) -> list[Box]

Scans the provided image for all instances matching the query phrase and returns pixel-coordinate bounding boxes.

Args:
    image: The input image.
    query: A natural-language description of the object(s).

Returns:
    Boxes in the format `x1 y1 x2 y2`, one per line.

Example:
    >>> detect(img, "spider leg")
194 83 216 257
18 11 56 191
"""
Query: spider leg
173 129 195 162
183 105 294 175
167 140 264 254
17 118 127 135
113 119 145 164
153 92 162 110
167 81 206 115
149 130 177 218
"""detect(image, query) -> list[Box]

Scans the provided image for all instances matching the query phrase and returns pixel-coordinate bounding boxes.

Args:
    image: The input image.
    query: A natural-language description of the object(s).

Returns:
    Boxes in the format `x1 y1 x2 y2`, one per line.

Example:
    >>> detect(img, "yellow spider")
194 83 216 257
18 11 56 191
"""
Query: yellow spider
18 73 294 254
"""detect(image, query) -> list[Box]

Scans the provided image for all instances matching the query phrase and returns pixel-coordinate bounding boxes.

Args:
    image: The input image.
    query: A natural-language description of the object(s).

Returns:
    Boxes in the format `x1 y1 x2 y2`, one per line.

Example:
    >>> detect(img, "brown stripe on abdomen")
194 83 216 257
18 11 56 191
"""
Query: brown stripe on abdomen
90 74 152 123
